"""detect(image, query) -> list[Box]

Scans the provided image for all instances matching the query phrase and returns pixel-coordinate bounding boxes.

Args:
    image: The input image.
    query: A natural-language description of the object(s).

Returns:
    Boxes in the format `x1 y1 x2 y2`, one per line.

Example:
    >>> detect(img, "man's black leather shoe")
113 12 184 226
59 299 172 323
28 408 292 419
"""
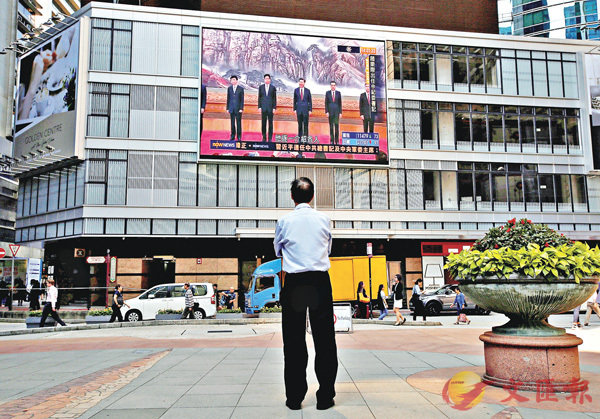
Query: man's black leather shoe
316 399 335 410
286 401 301 410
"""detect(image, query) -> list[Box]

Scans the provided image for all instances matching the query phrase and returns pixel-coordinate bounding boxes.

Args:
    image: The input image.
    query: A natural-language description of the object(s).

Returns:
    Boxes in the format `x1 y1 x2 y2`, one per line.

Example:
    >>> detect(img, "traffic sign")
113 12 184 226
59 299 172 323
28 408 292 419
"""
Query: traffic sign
86 256 106 264
0 248 5 258
9 244 20 257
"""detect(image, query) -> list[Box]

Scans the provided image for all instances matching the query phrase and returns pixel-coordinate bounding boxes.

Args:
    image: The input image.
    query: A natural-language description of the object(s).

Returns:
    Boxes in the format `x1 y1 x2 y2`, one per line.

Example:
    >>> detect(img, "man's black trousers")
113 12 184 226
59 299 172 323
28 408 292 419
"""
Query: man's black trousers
328 115 340 144
261 110 274 141
281 271 338 405
230 112 242 140
297 113 309 138
39 302 66 327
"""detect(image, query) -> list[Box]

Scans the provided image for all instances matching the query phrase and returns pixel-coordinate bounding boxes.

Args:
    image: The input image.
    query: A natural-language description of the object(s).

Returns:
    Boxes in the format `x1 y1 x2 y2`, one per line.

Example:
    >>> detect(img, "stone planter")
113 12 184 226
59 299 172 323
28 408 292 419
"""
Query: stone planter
155 313 183 320
460 276 598 392
259 313 282 319
85 315 112 324
26 317 55 328
216 312 243 320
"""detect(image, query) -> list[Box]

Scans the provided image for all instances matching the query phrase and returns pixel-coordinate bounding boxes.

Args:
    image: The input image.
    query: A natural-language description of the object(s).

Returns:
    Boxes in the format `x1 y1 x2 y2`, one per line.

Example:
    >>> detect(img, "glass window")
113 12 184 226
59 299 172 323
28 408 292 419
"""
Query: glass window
539 174 555 211
406 170 423 209
563 62 578 98
555 174 572 211
389 169 406 210
532 60 548 96
488 114 503 150
76 164 85 206
218 164 237 207
106 160 126 205
436 53 452 90
238 165 257 207
258 166 276 208
535 117 550 152
180 88 198 140
112 22 132 72
421 110 437 148
504 114 519 151
551 117 566 152
181 26 199 77
37 177 48 214
402 51 418 86
90 20 111 71
520 116 535 151
485 55 500 93
371 169 388 210
171 285 185 297
441 171 457 210
277 166 295 208
517 59 532 96
508 174 524 209
547 61 563 97
501 57 517 95
255 276 275 292
198 164 217 206
423 171 441 209
458 172 474 210
178 162 196 206
472 113 487 150
452 55 468 90
475 172 492 210
147 285 169 299
523 174 539 210
571 175 587 212
419 52 434 86
192 285 207 296
469 56 485 86
59 169 68 209
352 169 370 209
567 117 579 148
334 168 352 209
492 172 508 210
455 112 470 149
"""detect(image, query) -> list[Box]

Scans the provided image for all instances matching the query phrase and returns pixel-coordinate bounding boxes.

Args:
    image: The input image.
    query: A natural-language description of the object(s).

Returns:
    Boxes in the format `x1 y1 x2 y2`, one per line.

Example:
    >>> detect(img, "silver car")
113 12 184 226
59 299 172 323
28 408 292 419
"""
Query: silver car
411 284 491 316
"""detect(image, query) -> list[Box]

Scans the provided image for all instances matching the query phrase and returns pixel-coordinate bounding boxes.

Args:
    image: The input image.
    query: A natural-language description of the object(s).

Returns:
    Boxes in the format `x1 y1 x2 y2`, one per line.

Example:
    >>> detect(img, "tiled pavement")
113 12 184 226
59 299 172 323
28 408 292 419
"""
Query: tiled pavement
0 322 598 418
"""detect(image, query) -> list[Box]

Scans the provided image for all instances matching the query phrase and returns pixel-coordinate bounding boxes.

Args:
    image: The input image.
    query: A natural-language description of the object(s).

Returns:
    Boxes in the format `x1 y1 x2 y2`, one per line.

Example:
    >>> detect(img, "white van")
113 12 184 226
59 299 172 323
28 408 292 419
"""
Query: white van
122 282 216 321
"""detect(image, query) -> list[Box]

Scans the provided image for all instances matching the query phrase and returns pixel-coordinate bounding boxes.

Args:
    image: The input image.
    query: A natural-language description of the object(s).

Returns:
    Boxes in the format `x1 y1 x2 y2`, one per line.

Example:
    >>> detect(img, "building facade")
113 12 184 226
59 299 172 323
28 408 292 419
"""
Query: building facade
499 0 600 39
11 1 600 306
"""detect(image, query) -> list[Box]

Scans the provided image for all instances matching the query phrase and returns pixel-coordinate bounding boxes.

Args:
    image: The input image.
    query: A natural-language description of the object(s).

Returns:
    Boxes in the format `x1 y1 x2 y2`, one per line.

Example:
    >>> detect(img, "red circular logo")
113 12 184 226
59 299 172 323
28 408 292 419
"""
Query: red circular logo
0 248 5 258
333 313 337 324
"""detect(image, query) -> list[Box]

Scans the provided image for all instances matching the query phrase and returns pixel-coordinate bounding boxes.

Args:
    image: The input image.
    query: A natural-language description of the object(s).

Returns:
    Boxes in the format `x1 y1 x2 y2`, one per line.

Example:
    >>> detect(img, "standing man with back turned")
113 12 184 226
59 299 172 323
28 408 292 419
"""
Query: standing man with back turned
274 177 337 411
226 75 244 141
258 74 277 142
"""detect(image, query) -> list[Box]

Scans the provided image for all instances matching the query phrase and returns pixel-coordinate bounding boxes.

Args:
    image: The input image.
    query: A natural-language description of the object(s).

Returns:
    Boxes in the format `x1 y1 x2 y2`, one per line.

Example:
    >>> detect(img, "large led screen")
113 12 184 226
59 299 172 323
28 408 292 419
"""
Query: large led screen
201 28 388 164
14 23 79 160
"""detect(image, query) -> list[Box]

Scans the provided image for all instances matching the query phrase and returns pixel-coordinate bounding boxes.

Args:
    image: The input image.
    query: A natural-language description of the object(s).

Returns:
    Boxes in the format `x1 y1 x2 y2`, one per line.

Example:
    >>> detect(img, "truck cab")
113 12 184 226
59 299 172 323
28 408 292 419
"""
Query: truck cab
245 259 281 314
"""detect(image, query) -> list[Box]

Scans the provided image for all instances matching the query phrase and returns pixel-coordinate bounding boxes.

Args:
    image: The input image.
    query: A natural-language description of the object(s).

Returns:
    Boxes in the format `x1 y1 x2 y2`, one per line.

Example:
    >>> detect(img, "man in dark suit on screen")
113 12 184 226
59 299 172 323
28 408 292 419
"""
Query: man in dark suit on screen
200 83 207 136
359 84 374 133
324 81 342 144
226 75 244 141
293 78 312 139
258 74 277 142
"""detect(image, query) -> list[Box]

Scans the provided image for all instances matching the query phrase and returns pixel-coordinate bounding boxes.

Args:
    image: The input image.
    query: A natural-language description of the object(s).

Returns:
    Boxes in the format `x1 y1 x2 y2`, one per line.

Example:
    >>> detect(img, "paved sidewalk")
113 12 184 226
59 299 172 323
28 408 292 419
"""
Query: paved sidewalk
0 319 598 418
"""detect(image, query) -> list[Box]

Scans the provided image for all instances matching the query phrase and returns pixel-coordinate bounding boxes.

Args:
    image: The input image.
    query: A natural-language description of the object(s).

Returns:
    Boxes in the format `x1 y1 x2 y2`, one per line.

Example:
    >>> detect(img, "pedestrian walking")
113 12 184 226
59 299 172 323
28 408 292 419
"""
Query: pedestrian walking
450 287 470 325
274 177 337 411
181 283 195 319
109 284 129 323
39 279 66 327
356 281 369 319
410 278 426 322
29 280 41 310
0 278 7 307
391 274 406 326
572 303 583 329
377 284 389 320
584 286 600 326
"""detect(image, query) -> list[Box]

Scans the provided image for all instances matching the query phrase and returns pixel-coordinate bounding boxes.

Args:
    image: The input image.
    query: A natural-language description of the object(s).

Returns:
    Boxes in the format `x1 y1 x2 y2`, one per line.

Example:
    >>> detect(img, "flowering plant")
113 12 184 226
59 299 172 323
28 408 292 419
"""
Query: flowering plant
445 219 600 282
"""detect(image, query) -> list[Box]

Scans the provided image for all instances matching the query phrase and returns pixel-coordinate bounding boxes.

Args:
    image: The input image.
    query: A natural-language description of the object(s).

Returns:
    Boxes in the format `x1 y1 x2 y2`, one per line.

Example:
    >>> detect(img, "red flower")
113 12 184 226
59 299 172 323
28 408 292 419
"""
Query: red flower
561 233 564 236
507 228 511 233
527 219 532 224
544 242 549 247
495 244 499 249
521 219 526 224
508 218 516 225
500 226 504 230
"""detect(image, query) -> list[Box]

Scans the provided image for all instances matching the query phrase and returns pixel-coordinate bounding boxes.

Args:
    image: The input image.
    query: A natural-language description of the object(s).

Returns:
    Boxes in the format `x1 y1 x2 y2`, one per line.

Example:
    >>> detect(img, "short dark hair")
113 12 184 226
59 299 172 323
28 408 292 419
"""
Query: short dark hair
291 177 314 204
264 73 271 79
330 81 336 85
416 278 423 284
184 282 190 287
230 75 238 80
299 77 305 82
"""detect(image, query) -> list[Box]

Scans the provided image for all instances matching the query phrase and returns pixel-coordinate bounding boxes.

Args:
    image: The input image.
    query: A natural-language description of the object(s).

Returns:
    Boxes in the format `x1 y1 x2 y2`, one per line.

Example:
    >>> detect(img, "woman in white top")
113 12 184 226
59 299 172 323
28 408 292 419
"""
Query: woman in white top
39 278 66 327
410 278 426 322
584 287 600 326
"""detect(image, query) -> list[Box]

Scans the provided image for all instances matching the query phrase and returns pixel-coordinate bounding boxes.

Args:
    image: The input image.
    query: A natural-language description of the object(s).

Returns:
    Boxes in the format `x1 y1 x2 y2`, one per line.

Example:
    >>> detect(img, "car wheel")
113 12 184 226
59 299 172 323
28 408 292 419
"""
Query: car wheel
426 301 442 316
193 309 206 319
126 310 142 322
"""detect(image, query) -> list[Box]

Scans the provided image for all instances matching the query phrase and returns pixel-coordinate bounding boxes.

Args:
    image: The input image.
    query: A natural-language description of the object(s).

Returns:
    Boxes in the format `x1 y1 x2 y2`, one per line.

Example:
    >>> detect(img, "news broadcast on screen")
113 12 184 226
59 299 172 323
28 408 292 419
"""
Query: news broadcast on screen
200 28 388 164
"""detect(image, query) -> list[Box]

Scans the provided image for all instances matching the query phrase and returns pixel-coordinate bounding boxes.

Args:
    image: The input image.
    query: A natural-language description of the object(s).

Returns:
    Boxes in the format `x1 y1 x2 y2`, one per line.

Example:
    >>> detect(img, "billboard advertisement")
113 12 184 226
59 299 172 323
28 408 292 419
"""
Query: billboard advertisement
14 22 79 161
201 28 388 164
